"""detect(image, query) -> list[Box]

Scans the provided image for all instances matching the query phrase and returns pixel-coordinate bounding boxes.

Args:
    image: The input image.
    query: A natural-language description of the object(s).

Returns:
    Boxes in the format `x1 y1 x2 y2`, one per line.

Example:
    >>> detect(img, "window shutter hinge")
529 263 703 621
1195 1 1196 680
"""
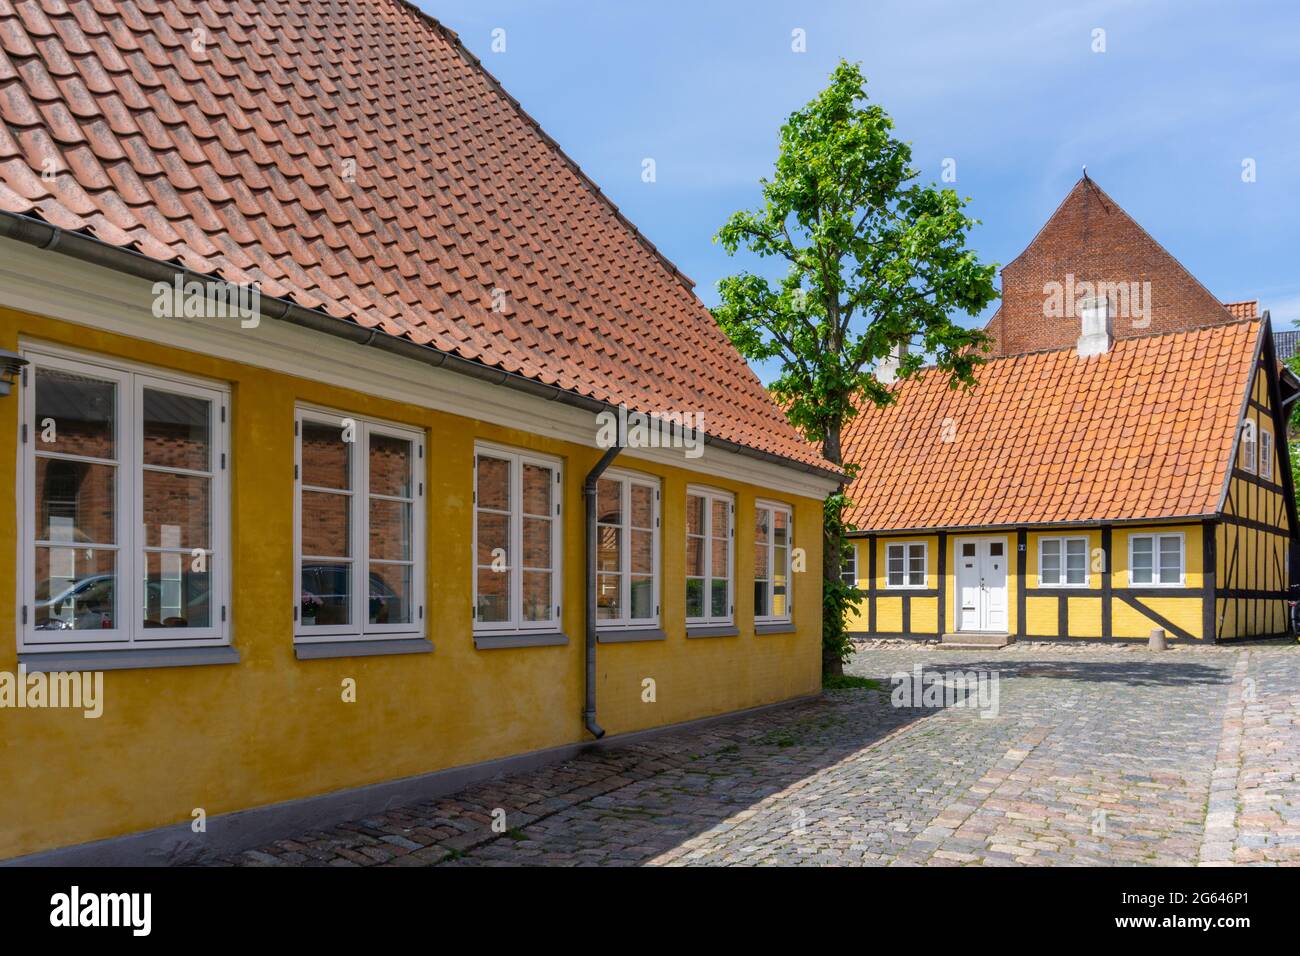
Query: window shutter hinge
419 481 423 496
21 365 28 386
294 464 299 479
419 445 423 459
221 452 226 470
420 606 424 620
294 606 299 621
555 604 560 617
556 503 560 515
221 605 226 622
295 420 300 436
221 405 226 423
20 423 27 444
472 603 477 619
21 605 27 624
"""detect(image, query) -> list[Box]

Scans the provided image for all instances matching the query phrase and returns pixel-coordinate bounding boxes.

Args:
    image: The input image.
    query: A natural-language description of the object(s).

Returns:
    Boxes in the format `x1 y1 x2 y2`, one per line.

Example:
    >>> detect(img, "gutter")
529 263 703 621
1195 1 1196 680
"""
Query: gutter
583 440 623 739
0 209 844 485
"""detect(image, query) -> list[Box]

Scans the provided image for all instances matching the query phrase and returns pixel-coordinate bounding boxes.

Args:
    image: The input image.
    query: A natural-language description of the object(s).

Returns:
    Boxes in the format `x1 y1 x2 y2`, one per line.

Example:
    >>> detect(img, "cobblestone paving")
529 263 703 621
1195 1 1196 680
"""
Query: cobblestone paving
209 641 1300 867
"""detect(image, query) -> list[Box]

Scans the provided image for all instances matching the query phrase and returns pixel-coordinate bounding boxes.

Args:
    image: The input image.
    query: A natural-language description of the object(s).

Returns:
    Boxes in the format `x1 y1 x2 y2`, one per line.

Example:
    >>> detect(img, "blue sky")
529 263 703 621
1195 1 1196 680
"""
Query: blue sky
424 0 1300 370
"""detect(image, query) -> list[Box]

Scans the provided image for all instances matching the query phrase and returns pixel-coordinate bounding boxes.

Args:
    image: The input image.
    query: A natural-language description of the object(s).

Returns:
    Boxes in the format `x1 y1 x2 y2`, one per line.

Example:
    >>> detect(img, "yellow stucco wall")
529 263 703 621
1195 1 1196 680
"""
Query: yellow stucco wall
0 307 824 860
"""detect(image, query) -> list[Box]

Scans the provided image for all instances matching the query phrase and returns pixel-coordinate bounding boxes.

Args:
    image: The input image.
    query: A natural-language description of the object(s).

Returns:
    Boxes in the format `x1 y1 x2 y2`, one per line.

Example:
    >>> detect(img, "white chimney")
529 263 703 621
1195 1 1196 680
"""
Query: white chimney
1076 295 1112 357
877 341 908 384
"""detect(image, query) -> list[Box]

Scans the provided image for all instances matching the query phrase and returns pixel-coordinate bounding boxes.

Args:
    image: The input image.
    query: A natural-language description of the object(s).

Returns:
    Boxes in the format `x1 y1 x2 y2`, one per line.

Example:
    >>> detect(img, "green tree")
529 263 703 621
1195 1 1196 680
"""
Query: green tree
713 61 999 676
1286 354 1300 493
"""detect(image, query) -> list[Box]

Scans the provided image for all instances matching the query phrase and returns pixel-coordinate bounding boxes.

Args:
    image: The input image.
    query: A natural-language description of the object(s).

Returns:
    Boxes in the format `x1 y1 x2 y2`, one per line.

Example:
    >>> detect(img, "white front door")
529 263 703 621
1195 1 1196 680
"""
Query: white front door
955 537 1008 632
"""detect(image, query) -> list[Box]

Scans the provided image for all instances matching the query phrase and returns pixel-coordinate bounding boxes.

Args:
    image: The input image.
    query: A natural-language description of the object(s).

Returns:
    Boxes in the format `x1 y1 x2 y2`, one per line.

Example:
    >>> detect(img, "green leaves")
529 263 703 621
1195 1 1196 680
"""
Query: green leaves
713 60 998 454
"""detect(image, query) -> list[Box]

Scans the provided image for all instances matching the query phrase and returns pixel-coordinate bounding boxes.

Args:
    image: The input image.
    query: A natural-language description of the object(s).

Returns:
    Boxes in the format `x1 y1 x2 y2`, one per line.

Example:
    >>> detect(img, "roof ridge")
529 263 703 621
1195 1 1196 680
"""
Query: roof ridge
392 0 697 294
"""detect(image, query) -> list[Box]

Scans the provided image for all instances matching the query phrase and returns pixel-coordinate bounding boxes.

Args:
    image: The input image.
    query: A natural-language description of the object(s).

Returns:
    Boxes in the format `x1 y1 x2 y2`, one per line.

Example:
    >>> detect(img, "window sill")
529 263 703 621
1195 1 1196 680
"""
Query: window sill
754 622 796 636
686 624 740 638
597 627 666 644
19 644 240 673
474 631 569 650
294 638 433 660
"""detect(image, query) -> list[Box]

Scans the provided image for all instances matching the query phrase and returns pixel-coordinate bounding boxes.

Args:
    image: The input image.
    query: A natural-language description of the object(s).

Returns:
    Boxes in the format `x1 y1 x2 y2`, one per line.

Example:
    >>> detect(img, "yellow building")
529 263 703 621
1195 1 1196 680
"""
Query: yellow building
840 181 1298 645
0 3 841 862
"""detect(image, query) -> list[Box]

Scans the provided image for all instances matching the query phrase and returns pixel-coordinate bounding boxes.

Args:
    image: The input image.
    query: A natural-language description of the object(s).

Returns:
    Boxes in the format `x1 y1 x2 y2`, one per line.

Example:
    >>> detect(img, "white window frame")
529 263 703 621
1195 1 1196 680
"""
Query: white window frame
842 540 858 586
754 500 794 623
1038 535 1090 587
885 541 927 590
1241 423 1257 474
1129 532 1185 587
295 405 426 644
686 485 733 626
471 442 563 634
595 469 661 630
18 344 230 652
1261 429 1274 481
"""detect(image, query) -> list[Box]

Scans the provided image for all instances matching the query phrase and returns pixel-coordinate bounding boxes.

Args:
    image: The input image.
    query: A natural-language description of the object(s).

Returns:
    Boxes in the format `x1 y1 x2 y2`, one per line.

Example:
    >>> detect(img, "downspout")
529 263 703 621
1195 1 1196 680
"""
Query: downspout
583 439 622 739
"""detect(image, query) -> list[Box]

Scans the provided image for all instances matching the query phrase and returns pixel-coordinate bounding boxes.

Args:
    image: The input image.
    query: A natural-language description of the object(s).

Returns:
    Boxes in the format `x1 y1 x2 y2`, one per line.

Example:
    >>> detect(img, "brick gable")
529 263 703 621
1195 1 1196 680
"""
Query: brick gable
986 178 1234 356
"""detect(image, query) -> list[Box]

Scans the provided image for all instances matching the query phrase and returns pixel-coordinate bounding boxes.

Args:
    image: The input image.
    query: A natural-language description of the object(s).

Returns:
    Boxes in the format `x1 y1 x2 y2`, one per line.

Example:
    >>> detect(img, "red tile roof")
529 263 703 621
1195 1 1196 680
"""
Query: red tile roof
842 320 1261 532
0 0 833 474
1223 300 1259 319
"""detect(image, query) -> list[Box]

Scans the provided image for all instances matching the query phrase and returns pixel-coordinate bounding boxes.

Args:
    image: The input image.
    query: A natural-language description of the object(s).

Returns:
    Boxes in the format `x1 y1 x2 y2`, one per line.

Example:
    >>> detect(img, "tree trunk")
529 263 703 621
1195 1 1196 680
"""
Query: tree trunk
822 421 846 678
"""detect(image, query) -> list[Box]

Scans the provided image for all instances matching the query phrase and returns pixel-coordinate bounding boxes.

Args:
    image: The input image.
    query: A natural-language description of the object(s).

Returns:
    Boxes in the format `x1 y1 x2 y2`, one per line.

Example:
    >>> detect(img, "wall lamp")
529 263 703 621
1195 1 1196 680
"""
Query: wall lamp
0 349 28 398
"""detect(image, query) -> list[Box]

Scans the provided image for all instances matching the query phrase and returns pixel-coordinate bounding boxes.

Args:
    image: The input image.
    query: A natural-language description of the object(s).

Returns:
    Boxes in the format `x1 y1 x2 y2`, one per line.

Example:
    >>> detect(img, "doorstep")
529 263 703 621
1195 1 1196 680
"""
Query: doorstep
940 632 1013 649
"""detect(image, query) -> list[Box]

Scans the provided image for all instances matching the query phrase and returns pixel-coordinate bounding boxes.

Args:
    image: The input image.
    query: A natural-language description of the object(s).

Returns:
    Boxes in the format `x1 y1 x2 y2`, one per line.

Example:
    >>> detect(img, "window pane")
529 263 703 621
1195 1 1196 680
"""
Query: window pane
143 551 210 628
989 542 1003 557
597 525 621 572
686 578 704 618
686 495 705 536
476 511 509 566
755 508 770 551
686 537 704 577
35 458 115 544
772 583 787 618
630 484 654 530
302 562 351 625
597 478 621 525
962 542 975 557
301 421 350 490
1159 538 1182 583
1065 540 1087 584
711 537 727 581
888 570 904 587
302 491 350 557
597 573 621 619
34 546 115 630
711 499 729 541
35 367 116 459
754 580 770 618
774 545 789 604
143 470 210 549
143 389 209 471
630 575 654 619
369 564 411 625
630 528 653 575
522 516 552 570
522 570 552 622
522 463 552 517
369 433 412 498
1131 537 1153 583
476 455 510 511
773 509 789 548
475 566 508 623
369 499 412 561
710 578 728 618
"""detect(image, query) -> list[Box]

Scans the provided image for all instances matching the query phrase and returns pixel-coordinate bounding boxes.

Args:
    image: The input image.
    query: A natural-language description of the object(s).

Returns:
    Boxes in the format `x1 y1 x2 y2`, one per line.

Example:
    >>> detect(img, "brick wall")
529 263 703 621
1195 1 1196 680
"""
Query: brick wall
988 178 1235 356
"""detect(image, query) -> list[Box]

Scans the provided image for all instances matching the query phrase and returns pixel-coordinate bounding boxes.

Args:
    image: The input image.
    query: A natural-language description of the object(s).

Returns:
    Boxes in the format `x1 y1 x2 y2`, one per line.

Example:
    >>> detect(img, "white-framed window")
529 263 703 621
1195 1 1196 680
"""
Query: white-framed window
295 407 425 642
472 443 563 633
19 345 230 651
595 470 660 629
686 487 733 625
1039 536 1089 586
1129 532 1184 587
1261 430 1274 481
841 540 858 586
754 500 793 621
1241 422 1257 474
886 541 927 589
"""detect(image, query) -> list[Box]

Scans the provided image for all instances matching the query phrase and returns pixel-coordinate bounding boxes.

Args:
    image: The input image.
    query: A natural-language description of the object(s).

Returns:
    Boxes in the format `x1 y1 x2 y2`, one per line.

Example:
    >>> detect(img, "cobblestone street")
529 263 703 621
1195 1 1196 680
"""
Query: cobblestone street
210 642 1300 867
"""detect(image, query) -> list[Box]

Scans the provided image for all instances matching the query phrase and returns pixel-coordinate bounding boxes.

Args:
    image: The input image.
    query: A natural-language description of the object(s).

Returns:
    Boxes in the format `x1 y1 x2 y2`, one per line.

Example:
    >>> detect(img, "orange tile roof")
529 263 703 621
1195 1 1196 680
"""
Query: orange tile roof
0 0 832 474
842 320 1262 532
1223 300 1259 319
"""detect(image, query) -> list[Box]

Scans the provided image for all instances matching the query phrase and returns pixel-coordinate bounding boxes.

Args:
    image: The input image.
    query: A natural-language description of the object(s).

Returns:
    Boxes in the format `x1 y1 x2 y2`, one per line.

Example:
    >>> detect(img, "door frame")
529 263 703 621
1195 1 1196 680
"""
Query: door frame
952 534 1009 632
